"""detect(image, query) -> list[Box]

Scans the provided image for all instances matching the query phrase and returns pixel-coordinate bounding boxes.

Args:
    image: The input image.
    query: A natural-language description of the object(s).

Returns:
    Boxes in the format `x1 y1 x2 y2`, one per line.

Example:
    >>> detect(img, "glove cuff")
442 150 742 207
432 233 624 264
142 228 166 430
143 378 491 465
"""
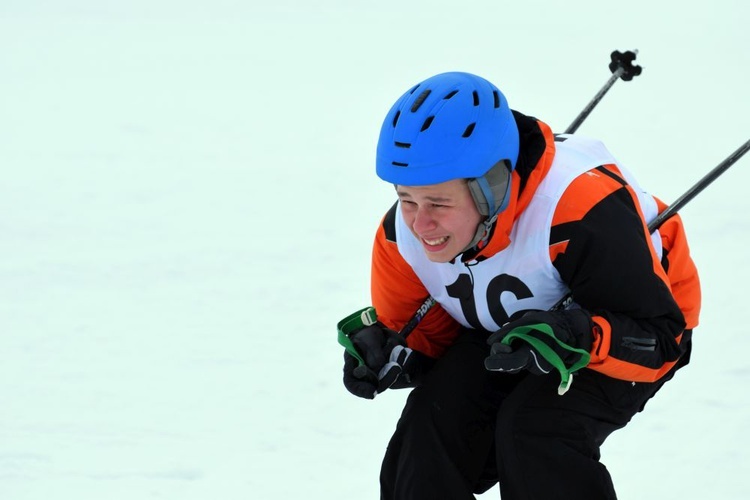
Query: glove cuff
389 348 434 390
559 308 595 352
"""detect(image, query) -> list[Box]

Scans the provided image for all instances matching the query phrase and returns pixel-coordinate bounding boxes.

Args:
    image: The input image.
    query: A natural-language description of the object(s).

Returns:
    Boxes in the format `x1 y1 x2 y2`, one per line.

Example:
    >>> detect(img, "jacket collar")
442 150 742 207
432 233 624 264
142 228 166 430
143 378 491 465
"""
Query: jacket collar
461 112 556 262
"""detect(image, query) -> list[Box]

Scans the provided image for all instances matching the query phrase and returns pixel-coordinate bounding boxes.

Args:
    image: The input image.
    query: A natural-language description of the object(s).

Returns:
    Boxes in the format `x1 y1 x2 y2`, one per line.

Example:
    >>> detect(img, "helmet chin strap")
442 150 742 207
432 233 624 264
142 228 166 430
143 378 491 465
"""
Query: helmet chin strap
460 214 497 255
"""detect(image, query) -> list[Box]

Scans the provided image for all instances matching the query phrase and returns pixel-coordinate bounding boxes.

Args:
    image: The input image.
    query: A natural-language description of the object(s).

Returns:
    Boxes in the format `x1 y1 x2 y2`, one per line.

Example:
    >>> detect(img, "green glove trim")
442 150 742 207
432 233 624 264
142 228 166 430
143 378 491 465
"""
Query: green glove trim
337 306 378 367
501 323 591 395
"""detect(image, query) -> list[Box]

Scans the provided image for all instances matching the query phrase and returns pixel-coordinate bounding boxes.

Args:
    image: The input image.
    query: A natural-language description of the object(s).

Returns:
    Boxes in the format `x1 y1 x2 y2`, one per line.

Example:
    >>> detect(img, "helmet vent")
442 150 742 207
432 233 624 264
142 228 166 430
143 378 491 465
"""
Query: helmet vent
472 91 480 106
444 90 458 100
411 89 431 112
462 123 476 138
392 161 408 167
420 116 434 131
392 110 401 127
394 141 411 149
493 90 500 108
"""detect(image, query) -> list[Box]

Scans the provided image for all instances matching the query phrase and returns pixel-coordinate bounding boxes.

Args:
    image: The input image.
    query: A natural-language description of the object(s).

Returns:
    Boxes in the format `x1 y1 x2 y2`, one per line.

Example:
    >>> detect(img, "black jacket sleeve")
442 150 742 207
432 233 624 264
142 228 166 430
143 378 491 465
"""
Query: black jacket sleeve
550 165 688 382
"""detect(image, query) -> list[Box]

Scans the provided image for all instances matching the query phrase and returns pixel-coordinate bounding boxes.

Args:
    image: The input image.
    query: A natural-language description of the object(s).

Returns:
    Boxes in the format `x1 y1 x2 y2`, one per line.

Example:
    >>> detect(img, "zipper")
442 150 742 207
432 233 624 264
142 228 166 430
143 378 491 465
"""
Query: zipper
621 337 657 351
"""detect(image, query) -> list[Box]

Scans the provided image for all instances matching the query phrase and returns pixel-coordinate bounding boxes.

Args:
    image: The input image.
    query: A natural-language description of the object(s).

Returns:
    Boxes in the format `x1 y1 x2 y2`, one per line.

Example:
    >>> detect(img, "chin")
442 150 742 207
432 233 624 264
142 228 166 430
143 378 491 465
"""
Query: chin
423 249 455 263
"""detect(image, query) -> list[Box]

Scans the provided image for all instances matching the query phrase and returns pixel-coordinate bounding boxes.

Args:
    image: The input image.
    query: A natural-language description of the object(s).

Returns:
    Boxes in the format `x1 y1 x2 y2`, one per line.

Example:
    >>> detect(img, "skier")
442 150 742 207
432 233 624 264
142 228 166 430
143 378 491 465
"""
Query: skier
340 71 700 499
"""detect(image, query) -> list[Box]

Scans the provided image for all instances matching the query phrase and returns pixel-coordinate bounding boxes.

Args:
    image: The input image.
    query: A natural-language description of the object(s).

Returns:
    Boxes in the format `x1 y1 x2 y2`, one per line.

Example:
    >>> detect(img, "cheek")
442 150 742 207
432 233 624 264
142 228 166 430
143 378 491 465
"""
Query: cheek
467 211 483 228
401 209 416 228
458 209 481 228
454 211 481 240
458 218 477 238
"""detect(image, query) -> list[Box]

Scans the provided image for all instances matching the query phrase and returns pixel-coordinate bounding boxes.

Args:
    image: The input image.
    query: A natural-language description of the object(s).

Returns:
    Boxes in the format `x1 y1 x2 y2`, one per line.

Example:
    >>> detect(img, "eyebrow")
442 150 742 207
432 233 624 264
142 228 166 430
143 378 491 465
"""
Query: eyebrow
396 190 453 203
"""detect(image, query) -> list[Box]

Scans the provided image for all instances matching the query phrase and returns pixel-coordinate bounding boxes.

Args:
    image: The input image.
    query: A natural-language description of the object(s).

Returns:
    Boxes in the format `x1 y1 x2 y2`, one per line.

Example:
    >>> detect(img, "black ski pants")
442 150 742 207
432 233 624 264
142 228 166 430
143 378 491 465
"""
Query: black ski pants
380 329 684 500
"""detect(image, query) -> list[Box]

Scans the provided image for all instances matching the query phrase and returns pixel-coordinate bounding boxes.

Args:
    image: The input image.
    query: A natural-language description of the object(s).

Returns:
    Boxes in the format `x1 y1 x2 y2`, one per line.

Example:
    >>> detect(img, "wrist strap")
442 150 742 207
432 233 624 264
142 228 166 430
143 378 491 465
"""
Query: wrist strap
501 323 591 395
337 307 378 367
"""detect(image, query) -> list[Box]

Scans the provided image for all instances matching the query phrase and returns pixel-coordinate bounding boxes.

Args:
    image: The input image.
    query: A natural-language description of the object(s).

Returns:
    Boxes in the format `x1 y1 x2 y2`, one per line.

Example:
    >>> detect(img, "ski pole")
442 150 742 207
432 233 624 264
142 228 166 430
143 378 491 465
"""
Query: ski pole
551 138 750 311
399 296 437 338
338 297 437 378
564 50 642 134
647 139 750 232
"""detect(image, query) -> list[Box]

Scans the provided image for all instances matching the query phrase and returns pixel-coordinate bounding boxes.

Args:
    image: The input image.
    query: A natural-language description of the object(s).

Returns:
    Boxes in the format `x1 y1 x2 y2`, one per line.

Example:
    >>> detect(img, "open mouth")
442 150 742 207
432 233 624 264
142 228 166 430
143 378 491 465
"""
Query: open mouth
422 236 449 248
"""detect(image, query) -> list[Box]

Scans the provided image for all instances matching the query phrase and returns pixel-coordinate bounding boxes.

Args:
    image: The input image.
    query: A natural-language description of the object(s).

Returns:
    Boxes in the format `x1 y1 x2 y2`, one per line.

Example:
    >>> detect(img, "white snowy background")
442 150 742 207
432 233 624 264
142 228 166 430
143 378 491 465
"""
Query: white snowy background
1 1 748 499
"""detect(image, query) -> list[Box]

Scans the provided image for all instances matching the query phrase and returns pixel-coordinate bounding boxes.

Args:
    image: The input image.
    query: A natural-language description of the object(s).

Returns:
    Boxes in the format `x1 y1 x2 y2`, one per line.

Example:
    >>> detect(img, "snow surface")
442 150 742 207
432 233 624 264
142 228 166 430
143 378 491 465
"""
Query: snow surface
1 1 748 499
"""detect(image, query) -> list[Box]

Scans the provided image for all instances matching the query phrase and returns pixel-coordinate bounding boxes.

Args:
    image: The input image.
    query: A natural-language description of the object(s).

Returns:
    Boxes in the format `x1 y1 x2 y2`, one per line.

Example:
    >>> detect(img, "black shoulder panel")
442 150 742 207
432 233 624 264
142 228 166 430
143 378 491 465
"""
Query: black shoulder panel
511 111 547 194
383 201 399 243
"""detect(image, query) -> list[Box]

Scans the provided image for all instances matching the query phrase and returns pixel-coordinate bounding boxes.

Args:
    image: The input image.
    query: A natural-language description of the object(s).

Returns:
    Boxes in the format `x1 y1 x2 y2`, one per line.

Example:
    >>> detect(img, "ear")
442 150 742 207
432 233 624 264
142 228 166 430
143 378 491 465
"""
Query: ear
467 160 511 217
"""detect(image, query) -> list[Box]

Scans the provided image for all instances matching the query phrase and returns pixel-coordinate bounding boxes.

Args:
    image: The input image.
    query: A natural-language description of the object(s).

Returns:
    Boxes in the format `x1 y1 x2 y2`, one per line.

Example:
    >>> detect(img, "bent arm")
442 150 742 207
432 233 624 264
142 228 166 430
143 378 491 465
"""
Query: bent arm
551 166 690 382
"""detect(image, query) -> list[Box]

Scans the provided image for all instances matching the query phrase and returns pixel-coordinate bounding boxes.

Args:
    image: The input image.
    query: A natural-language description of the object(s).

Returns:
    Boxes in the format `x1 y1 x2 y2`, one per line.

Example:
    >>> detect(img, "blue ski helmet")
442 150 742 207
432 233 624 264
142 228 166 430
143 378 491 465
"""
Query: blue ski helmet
376 72 519 217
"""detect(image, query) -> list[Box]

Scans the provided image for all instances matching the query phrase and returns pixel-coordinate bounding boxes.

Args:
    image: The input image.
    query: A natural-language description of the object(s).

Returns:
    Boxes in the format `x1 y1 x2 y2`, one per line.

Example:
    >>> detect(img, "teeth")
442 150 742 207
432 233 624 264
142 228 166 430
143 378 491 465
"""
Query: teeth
423 236 448 246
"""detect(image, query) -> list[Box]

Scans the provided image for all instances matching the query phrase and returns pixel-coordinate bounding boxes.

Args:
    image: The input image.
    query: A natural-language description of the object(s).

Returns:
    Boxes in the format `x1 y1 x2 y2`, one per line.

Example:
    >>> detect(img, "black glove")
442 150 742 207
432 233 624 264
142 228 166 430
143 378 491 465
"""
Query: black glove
484 309 594 394
343 324 428 399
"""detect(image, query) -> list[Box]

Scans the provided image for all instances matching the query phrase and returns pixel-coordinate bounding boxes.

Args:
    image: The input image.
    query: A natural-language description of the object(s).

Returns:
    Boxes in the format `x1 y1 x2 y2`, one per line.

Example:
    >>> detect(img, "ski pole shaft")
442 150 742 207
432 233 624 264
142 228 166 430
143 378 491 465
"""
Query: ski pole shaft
564 50 642 134
565 71 621 134
647 138 750 232
400 296 436 338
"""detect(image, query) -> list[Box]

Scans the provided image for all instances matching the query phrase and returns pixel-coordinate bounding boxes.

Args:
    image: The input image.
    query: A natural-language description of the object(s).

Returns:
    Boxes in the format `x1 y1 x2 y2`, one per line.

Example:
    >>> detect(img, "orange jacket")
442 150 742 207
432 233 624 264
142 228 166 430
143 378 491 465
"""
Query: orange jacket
371 112 700 383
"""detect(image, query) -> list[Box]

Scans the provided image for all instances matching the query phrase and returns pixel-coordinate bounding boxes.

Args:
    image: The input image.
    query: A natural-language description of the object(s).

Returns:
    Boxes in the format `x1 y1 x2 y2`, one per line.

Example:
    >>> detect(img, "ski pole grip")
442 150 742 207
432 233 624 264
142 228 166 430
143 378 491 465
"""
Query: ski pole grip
609 50 642 81
337 306 378 366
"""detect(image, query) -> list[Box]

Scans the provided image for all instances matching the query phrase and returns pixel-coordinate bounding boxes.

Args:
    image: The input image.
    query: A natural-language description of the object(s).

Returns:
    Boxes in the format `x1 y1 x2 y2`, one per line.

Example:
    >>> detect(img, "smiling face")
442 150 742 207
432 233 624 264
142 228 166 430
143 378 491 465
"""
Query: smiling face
397 179 483 263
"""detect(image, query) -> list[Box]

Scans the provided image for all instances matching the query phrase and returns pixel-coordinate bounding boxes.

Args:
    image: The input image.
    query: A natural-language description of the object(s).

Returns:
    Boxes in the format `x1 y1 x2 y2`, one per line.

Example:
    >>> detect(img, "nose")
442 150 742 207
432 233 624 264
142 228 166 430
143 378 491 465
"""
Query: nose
412 206 437 234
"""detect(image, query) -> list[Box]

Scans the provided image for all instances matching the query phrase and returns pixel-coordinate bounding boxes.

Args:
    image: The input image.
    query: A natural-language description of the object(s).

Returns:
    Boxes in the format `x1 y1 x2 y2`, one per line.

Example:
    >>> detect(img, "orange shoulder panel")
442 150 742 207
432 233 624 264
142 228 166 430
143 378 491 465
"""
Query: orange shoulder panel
551 164 673 292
